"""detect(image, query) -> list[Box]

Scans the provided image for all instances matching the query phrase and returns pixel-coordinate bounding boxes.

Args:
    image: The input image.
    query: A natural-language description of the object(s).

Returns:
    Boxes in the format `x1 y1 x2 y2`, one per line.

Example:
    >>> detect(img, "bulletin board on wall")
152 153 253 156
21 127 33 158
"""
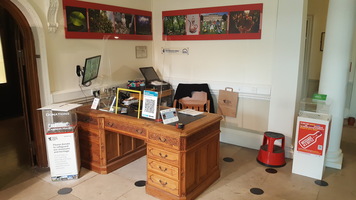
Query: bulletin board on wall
62 0 152 40
162 3 263 41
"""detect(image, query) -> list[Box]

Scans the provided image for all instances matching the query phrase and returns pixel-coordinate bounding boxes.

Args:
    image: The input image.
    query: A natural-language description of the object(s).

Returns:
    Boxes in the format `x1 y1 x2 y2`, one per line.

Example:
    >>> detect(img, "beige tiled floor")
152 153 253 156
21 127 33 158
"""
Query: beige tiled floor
0 126 355 200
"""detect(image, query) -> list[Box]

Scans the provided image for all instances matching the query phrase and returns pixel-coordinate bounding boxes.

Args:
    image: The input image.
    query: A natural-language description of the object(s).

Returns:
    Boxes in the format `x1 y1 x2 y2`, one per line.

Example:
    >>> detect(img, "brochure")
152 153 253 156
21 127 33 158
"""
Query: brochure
178 109 203 116
142 90 158 119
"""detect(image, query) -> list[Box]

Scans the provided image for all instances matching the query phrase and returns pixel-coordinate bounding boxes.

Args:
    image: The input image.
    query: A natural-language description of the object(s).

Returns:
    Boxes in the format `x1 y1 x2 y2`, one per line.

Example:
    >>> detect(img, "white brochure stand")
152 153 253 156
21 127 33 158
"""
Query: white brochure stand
39 103 82 181
45 126 80 181
292 99 331 180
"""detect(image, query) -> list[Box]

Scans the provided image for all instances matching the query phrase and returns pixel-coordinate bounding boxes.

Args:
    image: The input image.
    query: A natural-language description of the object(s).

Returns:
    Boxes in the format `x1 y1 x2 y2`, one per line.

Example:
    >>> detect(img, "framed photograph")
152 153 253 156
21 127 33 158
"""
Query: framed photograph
200 12 228 35
63 0 152 40
229 10 262 34
163 15 186 35
65 6 88 32
186 14 200 35
136 15 152 35
136 46 148 58
162 3 263 40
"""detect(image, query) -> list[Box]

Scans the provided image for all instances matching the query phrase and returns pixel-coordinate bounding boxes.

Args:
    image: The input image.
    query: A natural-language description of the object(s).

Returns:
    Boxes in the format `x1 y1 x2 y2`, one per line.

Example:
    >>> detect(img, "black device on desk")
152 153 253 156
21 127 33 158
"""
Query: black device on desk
139 66 171 90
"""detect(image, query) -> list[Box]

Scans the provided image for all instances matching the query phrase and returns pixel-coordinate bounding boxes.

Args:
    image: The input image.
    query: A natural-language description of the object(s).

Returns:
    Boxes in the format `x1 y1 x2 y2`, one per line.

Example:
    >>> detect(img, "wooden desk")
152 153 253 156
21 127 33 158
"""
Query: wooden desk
76 105 222 200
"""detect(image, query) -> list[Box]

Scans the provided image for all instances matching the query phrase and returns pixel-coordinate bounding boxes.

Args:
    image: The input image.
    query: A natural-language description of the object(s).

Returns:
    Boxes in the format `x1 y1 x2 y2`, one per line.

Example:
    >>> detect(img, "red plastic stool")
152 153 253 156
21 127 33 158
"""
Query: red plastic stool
257 131 286 167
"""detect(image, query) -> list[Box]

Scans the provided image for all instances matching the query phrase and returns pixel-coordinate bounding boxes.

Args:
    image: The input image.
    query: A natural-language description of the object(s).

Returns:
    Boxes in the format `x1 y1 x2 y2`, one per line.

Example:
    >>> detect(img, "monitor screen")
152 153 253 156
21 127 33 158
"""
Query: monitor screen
82 55 101 85
139 67 160 82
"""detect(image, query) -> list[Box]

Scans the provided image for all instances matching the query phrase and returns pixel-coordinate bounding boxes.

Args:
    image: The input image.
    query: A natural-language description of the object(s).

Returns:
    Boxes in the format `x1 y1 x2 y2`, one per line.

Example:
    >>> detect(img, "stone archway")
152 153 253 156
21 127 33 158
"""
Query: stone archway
0 0 48 167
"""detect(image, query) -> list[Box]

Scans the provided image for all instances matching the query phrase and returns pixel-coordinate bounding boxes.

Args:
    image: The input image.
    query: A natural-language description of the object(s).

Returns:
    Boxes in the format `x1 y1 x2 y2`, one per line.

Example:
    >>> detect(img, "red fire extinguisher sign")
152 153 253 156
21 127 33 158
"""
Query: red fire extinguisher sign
297 121 326 156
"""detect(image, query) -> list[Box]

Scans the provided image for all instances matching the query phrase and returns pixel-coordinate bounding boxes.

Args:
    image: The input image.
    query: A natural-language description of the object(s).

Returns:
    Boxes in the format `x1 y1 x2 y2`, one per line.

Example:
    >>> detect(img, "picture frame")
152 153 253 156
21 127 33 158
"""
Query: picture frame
63 0 152 40
136 46 148 58
115 88 142 119
162 3 263 41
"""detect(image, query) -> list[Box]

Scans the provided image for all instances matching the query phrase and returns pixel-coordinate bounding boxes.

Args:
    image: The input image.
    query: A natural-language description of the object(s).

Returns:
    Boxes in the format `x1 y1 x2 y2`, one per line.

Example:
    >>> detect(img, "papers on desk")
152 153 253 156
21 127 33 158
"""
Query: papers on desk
150 80 169 86
178 109 203 116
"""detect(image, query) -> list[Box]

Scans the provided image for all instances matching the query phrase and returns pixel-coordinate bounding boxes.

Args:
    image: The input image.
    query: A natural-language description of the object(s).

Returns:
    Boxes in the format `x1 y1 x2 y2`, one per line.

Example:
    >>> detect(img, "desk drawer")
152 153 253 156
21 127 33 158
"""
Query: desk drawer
147 146 179 166
147 171 179 196
147 158 179 180
148 132 179 149
105 119 146 137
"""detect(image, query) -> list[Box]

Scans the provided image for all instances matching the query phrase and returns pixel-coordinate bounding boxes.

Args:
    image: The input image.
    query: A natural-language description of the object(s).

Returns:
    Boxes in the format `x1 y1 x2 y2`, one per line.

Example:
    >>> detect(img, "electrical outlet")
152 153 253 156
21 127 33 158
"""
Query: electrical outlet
92 90 100 97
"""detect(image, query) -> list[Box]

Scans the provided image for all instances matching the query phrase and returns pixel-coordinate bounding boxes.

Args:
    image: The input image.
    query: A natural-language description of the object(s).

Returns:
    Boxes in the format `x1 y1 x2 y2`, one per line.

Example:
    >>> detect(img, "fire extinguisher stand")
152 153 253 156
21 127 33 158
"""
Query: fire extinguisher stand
292 98 331 180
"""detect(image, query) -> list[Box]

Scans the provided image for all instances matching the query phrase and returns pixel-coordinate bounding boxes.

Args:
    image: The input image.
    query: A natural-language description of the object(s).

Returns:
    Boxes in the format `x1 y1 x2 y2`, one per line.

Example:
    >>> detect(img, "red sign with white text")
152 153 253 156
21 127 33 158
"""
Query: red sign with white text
297 121 326 156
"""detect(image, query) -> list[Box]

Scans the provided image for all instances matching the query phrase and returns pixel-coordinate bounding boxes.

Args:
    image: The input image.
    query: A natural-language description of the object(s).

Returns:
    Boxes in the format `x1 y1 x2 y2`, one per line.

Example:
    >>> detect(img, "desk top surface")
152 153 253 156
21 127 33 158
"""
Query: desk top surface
76 105 222 137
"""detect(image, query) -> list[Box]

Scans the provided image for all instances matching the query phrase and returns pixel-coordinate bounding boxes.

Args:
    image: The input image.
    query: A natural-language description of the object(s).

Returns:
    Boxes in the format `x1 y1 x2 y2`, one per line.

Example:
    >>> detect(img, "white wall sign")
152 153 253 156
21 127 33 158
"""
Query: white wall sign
161 47 189 55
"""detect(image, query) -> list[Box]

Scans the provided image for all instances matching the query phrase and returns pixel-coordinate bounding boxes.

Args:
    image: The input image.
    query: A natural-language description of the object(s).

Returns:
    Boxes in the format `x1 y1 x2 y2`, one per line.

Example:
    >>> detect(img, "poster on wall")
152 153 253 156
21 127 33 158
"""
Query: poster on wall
162 3 263 40
136 15 153 35
297 121 326 156
65 6 88 33
63 0 152 40
186 14 200 35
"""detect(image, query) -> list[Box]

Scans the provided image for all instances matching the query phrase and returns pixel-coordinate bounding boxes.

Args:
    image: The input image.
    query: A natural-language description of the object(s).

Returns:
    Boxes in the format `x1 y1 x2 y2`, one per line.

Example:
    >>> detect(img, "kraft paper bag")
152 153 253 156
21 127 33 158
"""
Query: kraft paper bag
217 87 238 117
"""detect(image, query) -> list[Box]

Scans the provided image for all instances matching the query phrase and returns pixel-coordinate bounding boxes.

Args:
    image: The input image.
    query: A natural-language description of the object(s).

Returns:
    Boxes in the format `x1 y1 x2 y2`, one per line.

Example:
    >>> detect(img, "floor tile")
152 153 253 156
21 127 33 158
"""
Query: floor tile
49 193 81 200
112 156 147 182
0 125 355 200
37 167 98 189
116 187 158 200
71 173 135 200
0 177 59 200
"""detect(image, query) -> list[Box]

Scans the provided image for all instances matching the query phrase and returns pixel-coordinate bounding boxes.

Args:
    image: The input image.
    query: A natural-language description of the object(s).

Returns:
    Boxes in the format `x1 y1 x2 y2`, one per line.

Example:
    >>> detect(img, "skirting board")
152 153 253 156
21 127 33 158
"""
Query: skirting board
220 127 293 158
220 127 263 150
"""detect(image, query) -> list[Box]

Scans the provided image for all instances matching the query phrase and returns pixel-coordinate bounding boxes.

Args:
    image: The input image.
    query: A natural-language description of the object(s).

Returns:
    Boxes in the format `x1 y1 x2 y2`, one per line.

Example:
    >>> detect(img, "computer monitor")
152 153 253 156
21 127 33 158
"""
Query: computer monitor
82 55 101 85
139 66 161 82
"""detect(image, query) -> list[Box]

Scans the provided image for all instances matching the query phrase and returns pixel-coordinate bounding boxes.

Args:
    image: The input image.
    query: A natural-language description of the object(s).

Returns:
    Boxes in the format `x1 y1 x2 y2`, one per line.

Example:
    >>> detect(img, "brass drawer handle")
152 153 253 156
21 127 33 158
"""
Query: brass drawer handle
159 166 167 172
159 153 168 158
107 122 114 127
159 180 167 186
158 137 166 142
136 129 143 134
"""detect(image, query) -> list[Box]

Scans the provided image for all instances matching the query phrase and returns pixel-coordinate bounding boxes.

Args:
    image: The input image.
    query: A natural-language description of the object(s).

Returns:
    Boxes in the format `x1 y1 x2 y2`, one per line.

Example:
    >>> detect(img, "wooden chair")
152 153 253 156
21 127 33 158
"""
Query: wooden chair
172 83 215 113
173 91 210 112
